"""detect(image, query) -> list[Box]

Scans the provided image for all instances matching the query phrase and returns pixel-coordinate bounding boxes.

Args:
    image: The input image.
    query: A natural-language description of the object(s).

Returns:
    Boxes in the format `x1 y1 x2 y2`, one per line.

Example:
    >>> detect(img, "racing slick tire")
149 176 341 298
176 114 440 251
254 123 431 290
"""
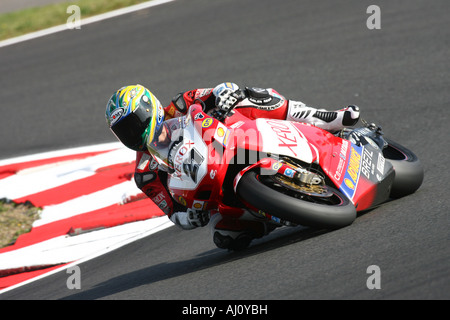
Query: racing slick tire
236 171 357 229
383 138 424 198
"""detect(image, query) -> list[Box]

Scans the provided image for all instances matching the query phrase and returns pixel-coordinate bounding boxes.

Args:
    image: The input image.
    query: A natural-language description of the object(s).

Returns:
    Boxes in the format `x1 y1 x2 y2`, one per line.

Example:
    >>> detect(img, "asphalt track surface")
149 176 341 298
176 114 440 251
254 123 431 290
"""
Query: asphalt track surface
1 0 449 300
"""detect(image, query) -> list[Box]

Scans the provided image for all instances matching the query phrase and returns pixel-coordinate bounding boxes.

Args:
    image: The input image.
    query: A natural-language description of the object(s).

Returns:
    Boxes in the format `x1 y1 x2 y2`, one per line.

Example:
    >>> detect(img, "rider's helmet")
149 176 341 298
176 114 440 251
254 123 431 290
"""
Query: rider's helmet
105 85 165 151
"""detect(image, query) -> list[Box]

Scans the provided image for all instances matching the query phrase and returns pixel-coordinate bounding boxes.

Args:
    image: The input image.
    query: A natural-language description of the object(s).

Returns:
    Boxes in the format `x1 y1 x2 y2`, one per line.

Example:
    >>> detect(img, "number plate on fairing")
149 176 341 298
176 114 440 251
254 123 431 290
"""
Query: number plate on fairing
168 116 208 191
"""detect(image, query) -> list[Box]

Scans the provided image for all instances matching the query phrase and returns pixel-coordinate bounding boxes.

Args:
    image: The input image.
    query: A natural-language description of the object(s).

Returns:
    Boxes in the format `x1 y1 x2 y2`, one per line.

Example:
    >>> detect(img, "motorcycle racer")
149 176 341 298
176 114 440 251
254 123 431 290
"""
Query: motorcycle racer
105 83 360 250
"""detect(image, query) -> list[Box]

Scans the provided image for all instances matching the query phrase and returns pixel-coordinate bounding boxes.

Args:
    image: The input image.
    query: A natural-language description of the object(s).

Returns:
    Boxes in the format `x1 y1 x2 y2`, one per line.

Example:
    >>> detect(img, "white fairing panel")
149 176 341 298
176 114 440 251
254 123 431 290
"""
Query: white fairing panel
168 116 208 190
256 119 315 163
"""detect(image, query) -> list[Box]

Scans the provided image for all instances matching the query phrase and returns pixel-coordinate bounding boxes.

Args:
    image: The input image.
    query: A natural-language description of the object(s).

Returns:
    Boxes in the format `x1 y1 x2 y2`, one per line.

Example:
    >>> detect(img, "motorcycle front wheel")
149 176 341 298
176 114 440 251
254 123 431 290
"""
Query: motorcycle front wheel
236 171 357 229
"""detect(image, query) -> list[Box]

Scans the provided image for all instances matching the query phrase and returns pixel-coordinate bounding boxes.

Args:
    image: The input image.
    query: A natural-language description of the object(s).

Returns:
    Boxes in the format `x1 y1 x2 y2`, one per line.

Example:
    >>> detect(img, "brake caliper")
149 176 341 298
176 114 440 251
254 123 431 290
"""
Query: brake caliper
294 167 323 185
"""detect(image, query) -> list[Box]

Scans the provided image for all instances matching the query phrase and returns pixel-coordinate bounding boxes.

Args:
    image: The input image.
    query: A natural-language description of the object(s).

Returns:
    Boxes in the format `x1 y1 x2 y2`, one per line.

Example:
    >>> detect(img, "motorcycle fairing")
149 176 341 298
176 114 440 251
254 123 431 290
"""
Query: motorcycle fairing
224 110 395 211
222 114 320 165
349 143 395 210
325 137 395 211
166 104 395 214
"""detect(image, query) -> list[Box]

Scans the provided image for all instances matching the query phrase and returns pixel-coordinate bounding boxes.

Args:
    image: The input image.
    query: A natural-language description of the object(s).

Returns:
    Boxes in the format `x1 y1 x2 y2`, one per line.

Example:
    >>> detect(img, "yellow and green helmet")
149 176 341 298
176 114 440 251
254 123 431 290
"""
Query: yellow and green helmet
106 85 165 151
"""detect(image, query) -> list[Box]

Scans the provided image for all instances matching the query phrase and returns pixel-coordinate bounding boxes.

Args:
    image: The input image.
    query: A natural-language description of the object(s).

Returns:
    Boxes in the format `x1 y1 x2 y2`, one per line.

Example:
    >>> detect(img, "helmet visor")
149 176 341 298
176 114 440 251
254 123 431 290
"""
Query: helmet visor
111 103 152 150
147 117 184 170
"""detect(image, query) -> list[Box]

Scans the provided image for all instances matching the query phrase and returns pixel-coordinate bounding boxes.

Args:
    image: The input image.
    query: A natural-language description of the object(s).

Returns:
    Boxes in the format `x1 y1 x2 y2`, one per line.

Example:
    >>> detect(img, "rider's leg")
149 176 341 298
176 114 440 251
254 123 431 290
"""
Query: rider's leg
286 101 360 132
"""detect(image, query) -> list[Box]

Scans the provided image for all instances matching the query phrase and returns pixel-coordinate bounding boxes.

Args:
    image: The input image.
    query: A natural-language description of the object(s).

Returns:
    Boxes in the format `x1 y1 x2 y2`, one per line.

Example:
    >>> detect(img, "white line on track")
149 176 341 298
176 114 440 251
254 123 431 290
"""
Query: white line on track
0 142 122 165
0 216 173 295
0 0 175 48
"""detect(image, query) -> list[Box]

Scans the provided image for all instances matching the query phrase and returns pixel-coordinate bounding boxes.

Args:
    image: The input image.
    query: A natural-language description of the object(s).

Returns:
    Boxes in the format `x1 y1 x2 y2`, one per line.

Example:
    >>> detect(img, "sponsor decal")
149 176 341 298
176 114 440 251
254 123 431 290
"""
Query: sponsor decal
110 108 124 125
223 130 230 147
153 192 169 211
194 112 205 120
272 162 282 171
194 88 213 99
256 119 315 163
257 119 315 162
156 105 164 124
149 158 159 170
165 106 180 119
192 200 206 210
158 200 168 211
377 152 385 174
266 120 298 156
347 147 362 182
214 123 231 147
178 196 187 206
334 140 349 181
217 127 225 137
361 148 376 179
249 97 272 105
340 144 363 200
202 118 214 128
345 178 355 190
283 167 295 178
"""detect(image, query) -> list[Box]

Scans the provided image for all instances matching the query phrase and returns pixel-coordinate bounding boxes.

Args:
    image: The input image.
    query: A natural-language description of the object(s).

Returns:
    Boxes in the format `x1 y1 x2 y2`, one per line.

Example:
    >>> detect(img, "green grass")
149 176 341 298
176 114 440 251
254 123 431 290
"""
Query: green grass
0 0 153 41
0 200 41 248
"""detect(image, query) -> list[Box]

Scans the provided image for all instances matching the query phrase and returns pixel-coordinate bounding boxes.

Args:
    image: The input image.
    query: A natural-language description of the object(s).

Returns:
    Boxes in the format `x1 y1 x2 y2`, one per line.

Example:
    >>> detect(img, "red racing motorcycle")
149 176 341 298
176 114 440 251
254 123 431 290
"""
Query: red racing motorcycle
157 102 423 232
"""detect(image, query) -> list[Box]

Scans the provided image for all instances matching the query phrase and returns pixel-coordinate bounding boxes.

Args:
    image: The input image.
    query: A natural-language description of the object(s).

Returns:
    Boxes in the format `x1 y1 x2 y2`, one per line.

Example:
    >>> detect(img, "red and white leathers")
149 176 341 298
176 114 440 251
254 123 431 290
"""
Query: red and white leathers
134 83 360 249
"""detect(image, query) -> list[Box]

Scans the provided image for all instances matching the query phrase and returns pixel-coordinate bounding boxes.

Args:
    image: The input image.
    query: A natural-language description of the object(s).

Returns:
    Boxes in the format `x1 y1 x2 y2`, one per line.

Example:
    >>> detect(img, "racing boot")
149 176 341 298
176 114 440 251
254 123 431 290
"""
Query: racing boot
213 232 253 251
210 214 275 251
287 101 360 132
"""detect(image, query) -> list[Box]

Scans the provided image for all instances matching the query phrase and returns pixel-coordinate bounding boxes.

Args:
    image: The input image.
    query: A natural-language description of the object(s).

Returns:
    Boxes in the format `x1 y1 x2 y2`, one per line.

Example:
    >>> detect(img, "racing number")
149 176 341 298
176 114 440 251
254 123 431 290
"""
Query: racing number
183 148 204 183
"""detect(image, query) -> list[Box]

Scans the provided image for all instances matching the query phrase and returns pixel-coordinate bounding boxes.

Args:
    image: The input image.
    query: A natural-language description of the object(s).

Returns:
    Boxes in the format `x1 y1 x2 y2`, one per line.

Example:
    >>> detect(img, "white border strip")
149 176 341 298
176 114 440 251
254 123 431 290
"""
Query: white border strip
0 216 173 295
0 142 124 166
0 0 175 48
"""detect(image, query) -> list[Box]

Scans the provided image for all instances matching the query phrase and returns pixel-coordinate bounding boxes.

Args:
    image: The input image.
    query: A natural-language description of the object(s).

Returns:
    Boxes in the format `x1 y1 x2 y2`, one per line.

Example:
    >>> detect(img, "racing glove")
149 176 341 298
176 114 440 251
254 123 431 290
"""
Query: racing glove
212 82 246 111
170 209 210 230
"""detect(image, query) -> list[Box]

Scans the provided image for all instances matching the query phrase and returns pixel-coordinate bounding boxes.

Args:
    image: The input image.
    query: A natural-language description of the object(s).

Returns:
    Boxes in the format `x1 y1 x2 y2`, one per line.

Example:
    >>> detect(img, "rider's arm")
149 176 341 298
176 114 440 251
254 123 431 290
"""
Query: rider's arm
134 151 209 229
133 151 185 216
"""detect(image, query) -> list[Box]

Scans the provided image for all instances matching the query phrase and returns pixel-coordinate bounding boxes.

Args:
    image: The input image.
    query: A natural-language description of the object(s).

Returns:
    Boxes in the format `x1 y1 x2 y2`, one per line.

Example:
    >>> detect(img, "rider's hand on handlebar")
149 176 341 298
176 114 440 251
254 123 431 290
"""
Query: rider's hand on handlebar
215 88 242 111
187 208 210 227
170 209 210 229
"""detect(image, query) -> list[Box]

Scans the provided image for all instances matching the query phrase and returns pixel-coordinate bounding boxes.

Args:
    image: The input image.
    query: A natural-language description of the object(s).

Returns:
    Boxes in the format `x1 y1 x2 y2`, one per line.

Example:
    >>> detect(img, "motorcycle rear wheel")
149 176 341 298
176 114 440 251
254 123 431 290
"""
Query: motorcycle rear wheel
236 171 357 229
383 138 424 198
